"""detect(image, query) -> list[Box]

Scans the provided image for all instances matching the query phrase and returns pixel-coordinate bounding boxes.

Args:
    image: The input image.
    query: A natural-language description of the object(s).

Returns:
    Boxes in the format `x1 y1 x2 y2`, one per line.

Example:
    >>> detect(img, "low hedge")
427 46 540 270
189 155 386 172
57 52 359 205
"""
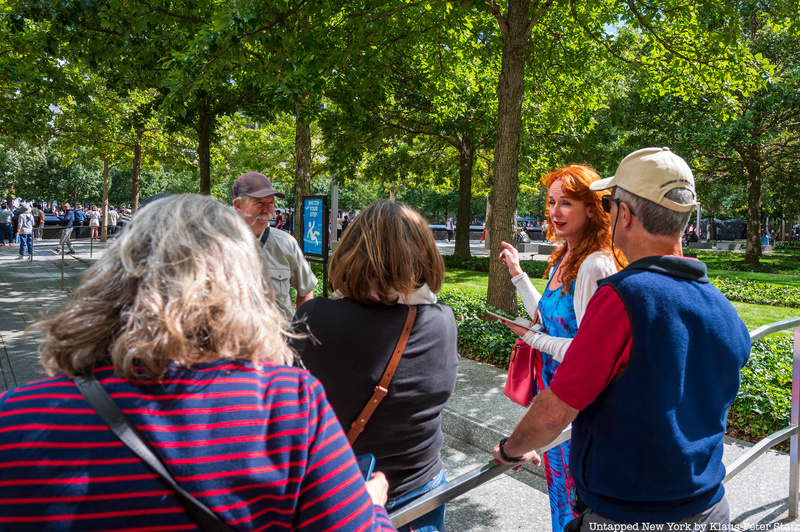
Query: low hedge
438 287 519 369
443 255 548 279
729 338 793 447
711 277 800 308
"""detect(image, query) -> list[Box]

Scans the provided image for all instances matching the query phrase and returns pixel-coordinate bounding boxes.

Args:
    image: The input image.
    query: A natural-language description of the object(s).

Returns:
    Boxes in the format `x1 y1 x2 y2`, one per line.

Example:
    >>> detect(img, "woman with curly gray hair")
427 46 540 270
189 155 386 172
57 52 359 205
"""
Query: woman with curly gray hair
0 194 396 532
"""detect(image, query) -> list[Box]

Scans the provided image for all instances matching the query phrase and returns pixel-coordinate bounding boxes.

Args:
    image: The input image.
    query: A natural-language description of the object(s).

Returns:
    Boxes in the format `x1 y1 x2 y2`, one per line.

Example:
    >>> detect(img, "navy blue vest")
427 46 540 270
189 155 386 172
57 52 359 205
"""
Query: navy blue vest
570 256 750 522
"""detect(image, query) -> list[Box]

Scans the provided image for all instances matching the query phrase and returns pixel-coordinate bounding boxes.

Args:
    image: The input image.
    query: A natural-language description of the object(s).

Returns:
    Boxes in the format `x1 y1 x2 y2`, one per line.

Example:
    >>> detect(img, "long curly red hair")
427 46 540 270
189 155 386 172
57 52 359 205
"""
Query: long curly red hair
542 165 627 293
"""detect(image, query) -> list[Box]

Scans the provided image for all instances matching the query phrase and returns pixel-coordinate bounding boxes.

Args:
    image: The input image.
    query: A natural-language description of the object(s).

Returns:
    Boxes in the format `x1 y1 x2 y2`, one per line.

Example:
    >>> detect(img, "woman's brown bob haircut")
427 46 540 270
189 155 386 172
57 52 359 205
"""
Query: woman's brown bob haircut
328 200 444 304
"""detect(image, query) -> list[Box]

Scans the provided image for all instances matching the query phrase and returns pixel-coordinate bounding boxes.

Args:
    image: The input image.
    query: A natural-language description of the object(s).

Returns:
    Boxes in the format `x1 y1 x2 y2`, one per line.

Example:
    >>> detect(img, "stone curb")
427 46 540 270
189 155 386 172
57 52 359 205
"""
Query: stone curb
442 407 545 478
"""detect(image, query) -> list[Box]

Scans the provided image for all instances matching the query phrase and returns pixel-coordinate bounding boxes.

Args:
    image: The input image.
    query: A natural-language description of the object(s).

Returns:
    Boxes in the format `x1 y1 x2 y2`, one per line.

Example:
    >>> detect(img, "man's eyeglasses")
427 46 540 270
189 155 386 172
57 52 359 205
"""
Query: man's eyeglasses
602 196 636 216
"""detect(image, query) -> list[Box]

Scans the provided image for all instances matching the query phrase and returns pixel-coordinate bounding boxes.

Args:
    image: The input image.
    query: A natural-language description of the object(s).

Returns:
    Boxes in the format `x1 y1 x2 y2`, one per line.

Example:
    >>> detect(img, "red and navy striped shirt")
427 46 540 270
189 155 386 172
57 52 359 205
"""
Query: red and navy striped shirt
0 360 396 532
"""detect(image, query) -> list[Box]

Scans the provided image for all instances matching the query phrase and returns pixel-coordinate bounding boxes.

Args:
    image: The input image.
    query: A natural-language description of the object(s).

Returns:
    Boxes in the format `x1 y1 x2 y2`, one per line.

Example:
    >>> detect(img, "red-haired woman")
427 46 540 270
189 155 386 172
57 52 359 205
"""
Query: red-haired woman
499 164 626 532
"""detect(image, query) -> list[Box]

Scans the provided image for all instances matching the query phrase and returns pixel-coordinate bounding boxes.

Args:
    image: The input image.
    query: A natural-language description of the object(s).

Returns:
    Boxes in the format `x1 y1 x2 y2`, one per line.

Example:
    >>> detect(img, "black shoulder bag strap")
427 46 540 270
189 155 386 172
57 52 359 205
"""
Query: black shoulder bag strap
73 372 237 532
259 226 270 247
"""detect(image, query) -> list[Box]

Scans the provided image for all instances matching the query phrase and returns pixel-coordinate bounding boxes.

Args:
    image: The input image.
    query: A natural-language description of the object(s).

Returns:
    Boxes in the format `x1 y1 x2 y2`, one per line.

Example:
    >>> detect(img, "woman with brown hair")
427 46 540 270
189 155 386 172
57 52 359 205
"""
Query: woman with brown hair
88 204 101 238
0 194 396 532
498 164 626 532
292 199 459 532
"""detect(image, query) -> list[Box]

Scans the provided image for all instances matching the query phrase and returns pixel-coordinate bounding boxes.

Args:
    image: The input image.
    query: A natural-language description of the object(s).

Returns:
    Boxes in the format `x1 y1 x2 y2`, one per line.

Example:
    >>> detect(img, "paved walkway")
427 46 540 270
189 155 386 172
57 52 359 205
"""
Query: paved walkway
0 238 113 391
1 237 798 530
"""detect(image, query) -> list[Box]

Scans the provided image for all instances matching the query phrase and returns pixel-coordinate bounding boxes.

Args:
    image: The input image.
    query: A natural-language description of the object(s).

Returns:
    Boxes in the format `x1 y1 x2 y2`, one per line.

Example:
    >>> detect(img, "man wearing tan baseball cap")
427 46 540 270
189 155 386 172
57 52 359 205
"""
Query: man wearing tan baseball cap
493 147 750 528
232 171 316 321
590 146 697 212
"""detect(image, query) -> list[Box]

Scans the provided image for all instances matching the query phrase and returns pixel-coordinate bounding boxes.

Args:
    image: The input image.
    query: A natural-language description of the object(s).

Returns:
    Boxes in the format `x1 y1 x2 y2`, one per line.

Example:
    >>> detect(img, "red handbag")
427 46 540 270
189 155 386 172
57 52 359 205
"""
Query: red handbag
503 338 542 407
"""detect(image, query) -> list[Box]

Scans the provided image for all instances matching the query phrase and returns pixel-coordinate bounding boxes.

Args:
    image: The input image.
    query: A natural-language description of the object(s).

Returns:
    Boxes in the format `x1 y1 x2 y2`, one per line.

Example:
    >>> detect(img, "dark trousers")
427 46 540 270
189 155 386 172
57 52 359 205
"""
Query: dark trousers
73 221 83 239
565 492 729 531
0 223 11 244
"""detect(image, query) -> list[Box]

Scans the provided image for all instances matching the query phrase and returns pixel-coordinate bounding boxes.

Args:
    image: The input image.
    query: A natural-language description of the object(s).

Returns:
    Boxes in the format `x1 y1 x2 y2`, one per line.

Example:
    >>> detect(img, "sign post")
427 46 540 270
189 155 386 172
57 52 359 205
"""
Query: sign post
302 196 329 297
331 179 339 244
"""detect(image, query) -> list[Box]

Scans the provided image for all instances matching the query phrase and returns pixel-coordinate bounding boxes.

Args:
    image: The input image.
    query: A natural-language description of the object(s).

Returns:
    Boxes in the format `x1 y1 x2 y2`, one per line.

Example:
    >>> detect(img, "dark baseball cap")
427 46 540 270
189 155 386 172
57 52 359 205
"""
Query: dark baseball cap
231 172 286 199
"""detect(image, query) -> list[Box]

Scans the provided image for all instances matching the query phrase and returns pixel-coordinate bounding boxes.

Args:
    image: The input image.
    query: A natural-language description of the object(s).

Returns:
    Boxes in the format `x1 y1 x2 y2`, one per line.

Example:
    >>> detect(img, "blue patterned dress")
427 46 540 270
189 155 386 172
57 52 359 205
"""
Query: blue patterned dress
535 266 579 532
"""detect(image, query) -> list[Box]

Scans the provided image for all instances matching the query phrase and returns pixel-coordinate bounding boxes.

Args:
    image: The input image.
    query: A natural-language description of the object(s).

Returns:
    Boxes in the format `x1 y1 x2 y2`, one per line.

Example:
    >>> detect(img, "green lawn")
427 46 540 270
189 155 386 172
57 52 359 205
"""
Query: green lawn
444 267 800 334
731 301 799 336
443 269 490 296
444 269 549 295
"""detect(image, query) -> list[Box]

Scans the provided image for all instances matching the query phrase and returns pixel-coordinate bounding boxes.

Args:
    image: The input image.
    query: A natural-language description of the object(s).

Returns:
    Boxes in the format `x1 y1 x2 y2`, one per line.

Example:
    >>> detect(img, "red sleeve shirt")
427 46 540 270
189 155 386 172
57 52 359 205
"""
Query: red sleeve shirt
0 363 397 532
549 285 633 411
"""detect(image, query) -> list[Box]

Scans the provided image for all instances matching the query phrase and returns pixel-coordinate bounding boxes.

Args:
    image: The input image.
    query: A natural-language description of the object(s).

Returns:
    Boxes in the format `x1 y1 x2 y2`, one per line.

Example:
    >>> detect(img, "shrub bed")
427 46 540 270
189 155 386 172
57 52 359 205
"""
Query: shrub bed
443 255 548 279
711 277 800 308
729 338 793 449
438 287 518 369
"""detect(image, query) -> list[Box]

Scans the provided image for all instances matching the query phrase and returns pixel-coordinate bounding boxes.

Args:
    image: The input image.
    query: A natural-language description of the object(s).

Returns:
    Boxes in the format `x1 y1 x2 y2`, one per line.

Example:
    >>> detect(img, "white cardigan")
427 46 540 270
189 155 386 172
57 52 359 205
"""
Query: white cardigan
513 251 617 362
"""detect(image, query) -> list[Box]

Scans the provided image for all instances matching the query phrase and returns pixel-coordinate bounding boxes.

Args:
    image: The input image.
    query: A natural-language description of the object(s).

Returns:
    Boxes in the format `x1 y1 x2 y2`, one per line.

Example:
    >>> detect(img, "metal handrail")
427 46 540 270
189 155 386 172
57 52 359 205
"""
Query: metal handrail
390 318 800 526
723 424 797 482
722 318 800 519
54 229 111 289
749 317 800 343
389 427 571 527
389 461 514 527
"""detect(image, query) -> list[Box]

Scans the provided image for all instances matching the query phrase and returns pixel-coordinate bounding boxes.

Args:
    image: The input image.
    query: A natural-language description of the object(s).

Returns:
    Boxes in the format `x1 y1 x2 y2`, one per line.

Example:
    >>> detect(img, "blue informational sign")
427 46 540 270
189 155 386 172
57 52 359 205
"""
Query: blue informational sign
303 197 325 257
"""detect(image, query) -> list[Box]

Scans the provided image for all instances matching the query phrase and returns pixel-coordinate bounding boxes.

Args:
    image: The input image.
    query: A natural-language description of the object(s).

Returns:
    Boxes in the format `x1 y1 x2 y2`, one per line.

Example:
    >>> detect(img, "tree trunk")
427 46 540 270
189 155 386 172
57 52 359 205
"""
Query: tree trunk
388 185 398 201
454 132 474 259
744 161 762 265
101 158 109 242
197 113 215 195
294 100 313 250
708 212 714 242
131 129 143 211
487 0 533 313
72 163 78 206
484 193 492 250
781 205 786 241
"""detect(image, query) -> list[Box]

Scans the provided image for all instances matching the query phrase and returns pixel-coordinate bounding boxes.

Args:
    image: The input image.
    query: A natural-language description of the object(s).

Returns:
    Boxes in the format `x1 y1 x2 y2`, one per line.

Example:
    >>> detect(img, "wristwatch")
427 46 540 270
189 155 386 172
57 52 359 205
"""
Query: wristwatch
499 437 525 463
